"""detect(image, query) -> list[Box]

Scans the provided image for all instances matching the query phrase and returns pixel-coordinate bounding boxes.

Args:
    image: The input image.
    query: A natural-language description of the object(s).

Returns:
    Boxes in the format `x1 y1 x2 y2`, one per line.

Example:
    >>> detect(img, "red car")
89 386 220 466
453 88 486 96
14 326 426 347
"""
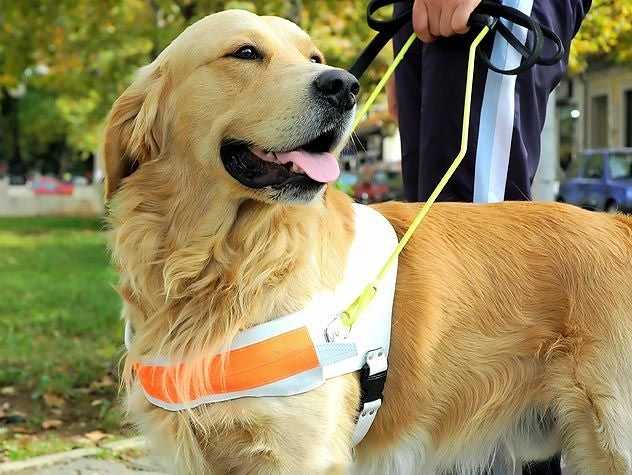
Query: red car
353 169 403 204
31 177 74 195
353 180 390 204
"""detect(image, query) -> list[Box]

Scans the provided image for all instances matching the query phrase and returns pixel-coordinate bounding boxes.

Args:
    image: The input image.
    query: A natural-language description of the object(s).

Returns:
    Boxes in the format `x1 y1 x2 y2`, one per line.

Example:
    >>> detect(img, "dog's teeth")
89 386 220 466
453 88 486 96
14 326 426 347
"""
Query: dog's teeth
292 164 302 174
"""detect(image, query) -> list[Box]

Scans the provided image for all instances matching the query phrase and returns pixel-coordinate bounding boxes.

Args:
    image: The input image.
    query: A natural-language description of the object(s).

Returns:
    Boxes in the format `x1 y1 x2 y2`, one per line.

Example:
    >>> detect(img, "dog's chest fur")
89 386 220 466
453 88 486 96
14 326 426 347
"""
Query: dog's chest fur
113 184 362 473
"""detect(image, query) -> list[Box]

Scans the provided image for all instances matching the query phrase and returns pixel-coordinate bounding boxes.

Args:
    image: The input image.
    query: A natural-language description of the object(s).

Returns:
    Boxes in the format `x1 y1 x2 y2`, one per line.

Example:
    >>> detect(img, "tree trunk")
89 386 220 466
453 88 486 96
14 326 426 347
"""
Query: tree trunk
175 0 196 21
147 0 162 60
0 87 25 179
288 0 303 24
147 0 197 59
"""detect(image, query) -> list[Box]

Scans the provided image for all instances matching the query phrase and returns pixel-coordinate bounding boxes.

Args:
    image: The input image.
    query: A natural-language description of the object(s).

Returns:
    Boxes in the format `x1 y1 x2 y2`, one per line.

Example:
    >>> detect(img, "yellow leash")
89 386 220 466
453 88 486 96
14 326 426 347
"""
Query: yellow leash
341 26 491 329
352 33 417 131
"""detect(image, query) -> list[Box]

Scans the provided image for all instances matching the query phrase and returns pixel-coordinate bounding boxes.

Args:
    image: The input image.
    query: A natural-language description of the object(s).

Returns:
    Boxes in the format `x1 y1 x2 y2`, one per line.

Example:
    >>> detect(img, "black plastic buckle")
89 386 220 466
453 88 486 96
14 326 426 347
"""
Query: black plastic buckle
468 13 498 31
359 363 387 405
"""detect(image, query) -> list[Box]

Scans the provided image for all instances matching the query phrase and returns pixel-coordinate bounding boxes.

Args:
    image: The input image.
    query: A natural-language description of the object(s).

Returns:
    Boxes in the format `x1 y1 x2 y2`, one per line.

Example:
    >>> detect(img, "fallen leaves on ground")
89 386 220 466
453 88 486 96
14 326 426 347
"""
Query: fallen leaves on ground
0 387 15 396
89 375 114 391
43 393 65 409
0 368 128 462
41 419 63 430
83 430 108 443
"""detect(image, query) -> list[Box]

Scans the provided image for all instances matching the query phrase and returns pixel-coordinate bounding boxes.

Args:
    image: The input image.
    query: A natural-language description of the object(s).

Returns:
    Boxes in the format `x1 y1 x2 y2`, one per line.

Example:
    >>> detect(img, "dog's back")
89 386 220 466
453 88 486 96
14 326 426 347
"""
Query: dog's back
366 200 632 474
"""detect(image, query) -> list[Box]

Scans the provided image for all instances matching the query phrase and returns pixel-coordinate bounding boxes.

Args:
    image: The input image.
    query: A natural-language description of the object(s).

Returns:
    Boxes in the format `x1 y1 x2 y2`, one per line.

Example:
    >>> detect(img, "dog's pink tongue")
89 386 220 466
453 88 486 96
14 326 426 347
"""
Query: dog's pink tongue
276 151 340 183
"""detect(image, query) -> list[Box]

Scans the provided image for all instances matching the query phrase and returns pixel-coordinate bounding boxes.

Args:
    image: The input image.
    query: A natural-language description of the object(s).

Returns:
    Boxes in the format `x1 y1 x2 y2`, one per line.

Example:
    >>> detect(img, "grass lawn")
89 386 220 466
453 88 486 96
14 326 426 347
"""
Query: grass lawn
0 216 127 462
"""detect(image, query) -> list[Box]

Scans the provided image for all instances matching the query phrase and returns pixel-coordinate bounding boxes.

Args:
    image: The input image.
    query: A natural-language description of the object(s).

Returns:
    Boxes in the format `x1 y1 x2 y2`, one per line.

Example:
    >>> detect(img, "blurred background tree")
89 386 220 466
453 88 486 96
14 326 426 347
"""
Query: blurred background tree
569 0 632 73
0 0 388 178
0 0 631 178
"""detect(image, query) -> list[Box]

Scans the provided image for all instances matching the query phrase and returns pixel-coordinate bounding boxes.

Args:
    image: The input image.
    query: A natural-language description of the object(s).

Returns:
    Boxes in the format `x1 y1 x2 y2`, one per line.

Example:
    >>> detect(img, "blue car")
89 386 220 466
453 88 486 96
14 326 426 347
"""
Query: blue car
557 149 632 213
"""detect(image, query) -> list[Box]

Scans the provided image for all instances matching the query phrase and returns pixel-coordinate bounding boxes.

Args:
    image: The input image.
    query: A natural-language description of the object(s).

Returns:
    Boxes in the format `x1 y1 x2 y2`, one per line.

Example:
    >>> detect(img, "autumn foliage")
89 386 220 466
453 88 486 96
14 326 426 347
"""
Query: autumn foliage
0 0 630 166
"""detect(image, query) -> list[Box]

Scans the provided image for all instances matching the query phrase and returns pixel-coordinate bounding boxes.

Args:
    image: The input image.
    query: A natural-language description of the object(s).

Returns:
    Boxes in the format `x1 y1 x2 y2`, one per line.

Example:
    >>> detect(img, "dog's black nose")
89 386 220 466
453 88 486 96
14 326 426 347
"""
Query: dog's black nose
312 69 360 112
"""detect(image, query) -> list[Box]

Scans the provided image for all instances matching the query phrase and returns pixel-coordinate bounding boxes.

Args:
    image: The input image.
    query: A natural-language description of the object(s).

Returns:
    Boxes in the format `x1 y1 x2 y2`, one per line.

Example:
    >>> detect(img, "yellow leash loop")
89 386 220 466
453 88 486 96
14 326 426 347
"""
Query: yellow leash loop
341 26 491 329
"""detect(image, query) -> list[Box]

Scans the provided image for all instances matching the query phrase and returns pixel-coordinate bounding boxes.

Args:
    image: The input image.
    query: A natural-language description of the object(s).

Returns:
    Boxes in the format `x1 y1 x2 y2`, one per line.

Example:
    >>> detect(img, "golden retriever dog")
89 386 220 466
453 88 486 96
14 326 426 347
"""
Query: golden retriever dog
103 9 632 475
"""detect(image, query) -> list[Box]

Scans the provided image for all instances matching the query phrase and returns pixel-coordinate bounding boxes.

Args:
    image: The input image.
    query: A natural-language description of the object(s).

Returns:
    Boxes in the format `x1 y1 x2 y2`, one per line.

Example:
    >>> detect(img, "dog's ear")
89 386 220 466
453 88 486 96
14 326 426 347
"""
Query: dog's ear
101 63 170 200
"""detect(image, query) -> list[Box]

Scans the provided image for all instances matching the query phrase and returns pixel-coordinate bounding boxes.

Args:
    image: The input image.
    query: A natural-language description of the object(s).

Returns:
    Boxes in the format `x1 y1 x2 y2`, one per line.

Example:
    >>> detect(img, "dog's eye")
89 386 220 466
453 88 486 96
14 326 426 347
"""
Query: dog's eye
231 45 262 61
310 55 322 64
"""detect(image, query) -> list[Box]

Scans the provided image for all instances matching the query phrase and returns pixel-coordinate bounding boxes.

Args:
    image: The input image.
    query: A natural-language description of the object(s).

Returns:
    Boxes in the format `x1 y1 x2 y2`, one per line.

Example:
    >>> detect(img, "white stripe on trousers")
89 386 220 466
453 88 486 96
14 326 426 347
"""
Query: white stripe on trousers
478 0 535 472
473 0 535 203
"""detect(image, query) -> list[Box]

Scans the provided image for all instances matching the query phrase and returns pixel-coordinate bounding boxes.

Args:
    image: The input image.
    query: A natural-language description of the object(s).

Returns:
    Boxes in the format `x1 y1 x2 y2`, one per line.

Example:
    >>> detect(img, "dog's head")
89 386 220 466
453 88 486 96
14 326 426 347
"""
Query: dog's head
102 9 358 204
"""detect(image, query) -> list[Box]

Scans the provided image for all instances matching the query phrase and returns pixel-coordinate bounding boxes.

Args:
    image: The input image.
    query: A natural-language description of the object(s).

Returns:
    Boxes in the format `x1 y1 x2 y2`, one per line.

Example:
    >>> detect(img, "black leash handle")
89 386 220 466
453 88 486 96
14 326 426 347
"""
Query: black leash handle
473 1 544 75
348 0 410 79
348 0 565 80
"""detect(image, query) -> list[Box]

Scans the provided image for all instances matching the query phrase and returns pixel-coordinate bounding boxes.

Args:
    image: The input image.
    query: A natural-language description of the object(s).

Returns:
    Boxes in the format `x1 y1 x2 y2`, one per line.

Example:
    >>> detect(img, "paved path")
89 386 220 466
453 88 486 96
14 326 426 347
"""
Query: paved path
9 459 571 475
4 448 571 475
12 456 165 475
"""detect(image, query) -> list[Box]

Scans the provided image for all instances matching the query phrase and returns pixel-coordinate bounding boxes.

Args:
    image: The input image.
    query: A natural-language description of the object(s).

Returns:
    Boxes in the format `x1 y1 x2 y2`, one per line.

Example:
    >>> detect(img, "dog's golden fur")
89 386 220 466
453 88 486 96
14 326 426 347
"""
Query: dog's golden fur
104 9 632 475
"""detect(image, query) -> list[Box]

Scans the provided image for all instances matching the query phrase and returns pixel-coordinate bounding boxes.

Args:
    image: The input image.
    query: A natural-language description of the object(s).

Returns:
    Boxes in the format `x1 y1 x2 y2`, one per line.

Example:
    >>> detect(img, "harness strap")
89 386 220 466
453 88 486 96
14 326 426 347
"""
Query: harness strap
130 316 390 445
352 348 388 445
124 204 398 446
136 327 319 404
127 313 362 411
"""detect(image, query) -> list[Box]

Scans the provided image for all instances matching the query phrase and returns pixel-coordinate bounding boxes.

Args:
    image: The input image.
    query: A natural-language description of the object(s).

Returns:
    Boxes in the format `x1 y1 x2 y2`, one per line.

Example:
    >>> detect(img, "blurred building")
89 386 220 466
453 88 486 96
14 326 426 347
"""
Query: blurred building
341 108 401 172
534 63 632 202
0 177 103 216
566 65 632 150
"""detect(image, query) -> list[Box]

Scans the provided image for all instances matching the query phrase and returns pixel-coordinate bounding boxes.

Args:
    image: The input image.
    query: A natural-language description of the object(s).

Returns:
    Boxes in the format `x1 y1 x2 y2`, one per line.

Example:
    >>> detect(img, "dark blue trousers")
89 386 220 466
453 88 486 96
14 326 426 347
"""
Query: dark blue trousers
394 0 591 203
393 1 591 474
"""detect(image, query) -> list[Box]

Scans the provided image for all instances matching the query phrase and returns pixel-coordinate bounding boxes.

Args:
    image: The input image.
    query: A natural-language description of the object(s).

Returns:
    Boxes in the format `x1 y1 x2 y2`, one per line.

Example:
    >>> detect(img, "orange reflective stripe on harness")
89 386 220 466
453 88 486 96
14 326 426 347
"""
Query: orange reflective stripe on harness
134 327 319 404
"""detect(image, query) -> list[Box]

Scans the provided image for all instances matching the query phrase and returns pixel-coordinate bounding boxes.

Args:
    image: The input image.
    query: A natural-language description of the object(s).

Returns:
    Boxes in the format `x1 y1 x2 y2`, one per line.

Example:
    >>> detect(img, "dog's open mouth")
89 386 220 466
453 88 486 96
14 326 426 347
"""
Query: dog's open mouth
220 128 341 190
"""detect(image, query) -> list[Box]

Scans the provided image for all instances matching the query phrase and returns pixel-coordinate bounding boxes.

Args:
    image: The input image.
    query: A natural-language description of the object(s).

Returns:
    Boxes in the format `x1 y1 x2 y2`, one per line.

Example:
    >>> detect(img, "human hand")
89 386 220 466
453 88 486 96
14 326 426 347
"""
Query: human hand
412 0 482 43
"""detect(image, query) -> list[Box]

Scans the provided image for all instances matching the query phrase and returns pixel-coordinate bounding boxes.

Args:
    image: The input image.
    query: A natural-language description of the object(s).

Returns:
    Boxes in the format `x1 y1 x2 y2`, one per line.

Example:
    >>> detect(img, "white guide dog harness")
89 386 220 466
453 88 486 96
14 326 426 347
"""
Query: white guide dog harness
126 203 398 446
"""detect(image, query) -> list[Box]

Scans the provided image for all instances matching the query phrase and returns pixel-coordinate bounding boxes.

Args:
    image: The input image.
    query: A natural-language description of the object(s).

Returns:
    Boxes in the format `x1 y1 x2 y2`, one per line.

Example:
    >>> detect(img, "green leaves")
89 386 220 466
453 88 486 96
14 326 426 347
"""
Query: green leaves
4 0 628 163
0 0 386 163
570 0 632 73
